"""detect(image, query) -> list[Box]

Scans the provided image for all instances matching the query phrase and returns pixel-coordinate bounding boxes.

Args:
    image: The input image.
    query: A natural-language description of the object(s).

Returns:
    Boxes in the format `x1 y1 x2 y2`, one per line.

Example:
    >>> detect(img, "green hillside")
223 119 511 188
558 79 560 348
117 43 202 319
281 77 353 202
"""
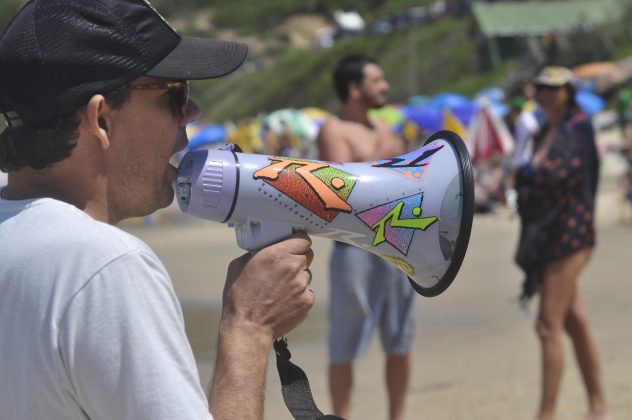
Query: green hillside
193 16 517 122
2 0 632 124
151 0 440 32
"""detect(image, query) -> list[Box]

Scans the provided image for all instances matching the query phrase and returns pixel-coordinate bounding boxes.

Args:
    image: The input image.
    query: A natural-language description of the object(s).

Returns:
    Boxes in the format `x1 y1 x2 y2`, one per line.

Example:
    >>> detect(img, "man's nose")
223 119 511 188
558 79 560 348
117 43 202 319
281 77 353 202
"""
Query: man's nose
181 100 201 128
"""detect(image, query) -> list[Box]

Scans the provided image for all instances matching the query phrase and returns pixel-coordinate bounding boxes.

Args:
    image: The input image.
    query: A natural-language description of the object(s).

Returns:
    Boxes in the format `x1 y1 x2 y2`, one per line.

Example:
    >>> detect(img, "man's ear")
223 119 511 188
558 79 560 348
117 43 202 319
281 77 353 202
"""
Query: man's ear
83 95 111 149
348 81 361 100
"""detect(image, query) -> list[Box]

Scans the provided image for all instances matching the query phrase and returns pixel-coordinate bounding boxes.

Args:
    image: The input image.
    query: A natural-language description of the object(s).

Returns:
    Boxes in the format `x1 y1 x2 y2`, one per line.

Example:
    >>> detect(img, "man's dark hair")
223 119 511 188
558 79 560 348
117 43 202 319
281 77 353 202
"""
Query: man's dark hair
333 54 378 103
0 85 130 172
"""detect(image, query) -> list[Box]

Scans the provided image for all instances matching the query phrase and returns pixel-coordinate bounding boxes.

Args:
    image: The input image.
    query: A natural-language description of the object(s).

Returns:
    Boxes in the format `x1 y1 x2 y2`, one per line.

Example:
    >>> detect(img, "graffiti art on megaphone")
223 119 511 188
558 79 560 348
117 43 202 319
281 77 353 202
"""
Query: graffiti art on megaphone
176 130 474 297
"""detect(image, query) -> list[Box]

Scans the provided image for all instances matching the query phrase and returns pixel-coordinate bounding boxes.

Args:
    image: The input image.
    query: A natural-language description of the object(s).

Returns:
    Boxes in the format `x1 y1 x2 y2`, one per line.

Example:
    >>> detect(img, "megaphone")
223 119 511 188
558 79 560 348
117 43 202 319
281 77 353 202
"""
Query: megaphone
175 130 474 297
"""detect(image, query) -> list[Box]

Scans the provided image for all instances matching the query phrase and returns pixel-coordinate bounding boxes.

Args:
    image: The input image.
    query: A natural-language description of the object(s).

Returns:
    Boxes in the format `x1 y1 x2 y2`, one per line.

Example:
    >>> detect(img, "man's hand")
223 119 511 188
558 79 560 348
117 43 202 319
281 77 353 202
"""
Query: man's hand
221 232 315 341
209 232 315 419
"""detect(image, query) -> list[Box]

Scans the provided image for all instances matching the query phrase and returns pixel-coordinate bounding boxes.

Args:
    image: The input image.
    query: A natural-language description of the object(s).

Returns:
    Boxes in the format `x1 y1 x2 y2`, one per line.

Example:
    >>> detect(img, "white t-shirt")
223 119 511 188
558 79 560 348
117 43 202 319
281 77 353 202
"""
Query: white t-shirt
0 194 212 420
511 110 540 168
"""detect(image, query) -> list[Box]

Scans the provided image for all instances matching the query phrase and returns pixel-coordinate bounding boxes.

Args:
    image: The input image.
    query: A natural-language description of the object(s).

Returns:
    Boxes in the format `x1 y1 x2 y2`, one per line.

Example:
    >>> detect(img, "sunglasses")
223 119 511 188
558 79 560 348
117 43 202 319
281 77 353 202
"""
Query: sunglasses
128 80 190 117
535 84 563 92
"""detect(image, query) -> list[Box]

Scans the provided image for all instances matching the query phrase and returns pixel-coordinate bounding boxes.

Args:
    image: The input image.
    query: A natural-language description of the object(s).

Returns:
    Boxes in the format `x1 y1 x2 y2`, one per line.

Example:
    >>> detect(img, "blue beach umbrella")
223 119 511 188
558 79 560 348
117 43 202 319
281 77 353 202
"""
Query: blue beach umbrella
431 92 471 109
575 90 605 116
400 105 443 133
489 101 510 118
450 102 479 126
408 95 431 106
187 124 227 150
474 86 506 104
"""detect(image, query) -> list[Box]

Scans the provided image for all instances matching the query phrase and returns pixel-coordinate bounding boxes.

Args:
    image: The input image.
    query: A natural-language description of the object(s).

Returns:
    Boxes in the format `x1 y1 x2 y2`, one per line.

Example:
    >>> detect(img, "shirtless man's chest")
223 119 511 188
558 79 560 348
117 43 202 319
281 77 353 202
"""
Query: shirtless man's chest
339 119 400 162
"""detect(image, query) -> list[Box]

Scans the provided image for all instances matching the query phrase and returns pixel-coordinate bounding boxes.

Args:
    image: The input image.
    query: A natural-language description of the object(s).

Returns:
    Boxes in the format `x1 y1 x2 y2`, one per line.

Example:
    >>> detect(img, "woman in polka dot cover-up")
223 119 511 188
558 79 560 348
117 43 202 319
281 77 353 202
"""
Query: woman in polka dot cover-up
514 67 610 420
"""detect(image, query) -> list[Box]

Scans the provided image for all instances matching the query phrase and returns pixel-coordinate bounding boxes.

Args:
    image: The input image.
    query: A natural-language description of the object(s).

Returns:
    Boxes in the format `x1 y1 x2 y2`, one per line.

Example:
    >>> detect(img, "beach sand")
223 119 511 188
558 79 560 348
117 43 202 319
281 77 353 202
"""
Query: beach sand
124 128 632 419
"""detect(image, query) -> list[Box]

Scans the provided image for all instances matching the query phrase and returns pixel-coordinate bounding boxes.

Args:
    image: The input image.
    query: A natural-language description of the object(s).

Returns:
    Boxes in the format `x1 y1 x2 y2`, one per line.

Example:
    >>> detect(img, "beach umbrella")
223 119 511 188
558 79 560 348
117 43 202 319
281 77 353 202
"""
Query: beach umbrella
263 108 320 142
369 105 405 126
488 101 510 118
431 92 471 109
186 122 201 139
301 107 330 122
474 86 506 104
187 123 227 150
261 108 321 158
443 108 467 139
573 61 626 93
466 103 514 164
400 104 443 133
300 107 330 133
227 119 263 153
262 108 295 134
575 90 605 116
450 102 479 126
408 95 431 106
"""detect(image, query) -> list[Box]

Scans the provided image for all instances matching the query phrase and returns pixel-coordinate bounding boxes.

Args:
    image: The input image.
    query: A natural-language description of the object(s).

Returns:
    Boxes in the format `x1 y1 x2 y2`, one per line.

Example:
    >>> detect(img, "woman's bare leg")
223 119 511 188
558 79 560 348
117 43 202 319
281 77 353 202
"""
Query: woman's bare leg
565 292 609 418
535 250 590 420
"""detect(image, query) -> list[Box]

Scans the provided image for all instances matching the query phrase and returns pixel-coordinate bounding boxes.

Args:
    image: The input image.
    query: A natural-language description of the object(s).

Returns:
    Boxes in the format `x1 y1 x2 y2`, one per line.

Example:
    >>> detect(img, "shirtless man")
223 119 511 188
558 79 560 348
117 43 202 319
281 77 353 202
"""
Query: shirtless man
318 57 401 162
317 54 413 420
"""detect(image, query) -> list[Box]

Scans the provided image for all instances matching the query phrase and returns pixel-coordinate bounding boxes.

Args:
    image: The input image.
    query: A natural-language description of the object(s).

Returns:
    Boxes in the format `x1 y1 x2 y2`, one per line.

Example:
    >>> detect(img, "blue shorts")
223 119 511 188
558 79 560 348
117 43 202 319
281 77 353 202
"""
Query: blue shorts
328 243 415 364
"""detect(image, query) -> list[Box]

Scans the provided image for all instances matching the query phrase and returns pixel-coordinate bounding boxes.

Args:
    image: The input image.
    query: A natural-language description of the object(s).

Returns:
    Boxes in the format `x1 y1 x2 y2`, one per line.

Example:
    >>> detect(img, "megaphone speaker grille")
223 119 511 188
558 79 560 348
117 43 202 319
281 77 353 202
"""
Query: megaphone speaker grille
407 130 474 297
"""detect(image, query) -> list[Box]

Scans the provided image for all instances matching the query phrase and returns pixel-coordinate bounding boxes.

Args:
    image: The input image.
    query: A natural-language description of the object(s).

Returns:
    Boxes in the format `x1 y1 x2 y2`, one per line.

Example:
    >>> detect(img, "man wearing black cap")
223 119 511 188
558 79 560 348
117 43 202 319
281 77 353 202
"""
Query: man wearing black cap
0 1 314 419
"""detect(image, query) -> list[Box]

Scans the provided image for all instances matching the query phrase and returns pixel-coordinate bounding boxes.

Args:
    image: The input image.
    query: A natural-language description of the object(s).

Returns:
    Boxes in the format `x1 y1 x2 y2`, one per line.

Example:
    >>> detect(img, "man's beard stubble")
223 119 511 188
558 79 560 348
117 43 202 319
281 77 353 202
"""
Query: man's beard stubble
362 92 387 110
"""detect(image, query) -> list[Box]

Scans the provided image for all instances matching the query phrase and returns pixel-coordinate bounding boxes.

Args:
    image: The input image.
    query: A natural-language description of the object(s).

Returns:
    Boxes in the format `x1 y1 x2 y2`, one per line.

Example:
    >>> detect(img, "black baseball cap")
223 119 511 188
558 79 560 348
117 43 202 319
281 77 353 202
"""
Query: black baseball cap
0 0 248 125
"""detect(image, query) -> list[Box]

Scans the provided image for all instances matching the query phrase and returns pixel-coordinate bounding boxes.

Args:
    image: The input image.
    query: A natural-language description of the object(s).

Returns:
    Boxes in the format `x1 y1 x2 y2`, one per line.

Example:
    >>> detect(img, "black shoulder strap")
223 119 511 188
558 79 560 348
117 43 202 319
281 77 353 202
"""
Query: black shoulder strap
273 338 344 420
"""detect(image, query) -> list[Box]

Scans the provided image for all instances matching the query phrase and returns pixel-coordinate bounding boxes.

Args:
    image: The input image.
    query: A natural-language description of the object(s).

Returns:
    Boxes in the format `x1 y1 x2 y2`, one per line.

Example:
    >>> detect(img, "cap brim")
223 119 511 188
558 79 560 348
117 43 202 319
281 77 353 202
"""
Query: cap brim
146 37 248 80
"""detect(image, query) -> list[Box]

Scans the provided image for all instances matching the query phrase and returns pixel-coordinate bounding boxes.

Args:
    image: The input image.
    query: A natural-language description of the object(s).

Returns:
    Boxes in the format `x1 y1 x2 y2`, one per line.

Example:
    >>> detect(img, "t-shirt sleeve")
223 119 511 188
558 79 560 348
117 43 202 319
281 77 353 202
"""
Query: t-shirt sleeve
56 250 213 420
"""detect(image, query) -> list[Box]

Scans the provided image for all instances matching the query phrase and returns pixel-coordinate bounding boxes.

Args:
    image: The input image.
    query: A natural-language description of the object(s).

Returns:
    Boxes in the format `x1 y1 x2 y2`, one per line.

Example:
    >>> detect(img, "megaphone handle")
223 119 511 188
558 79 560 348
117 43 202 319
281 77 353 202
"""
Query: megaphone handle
234 218 306 251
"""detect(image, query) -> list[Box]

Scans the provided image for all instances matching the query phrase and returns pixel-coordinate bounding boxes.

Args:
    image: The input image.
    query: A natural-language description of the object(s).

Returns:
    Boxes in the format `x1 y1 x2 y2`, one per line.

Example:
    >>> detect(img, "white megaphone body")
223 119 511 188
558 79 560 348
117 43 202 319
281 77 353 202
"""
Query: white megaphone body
175 130 474 297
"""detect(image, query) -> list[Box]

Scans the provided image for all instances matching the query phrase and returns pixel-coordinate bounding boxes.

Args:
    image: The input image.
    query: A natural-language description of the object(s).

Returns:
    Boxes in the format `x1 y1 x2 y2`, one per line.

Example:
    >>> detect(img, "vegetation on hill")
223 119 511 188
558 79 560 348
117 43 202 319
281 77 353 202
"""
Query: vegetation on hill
152 0 439 32
193 16 518 122
165 0 632 123
2 0 632 124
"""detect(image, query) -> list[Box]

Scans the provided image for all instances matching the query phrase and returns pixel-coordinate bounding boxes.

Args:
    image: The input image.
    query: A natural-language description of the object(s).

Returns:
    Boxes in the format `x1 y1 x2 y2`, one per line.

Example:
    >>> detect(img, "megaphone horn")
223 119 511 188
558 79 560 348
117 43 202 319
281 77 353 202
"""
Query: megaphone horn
176 130 474 297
